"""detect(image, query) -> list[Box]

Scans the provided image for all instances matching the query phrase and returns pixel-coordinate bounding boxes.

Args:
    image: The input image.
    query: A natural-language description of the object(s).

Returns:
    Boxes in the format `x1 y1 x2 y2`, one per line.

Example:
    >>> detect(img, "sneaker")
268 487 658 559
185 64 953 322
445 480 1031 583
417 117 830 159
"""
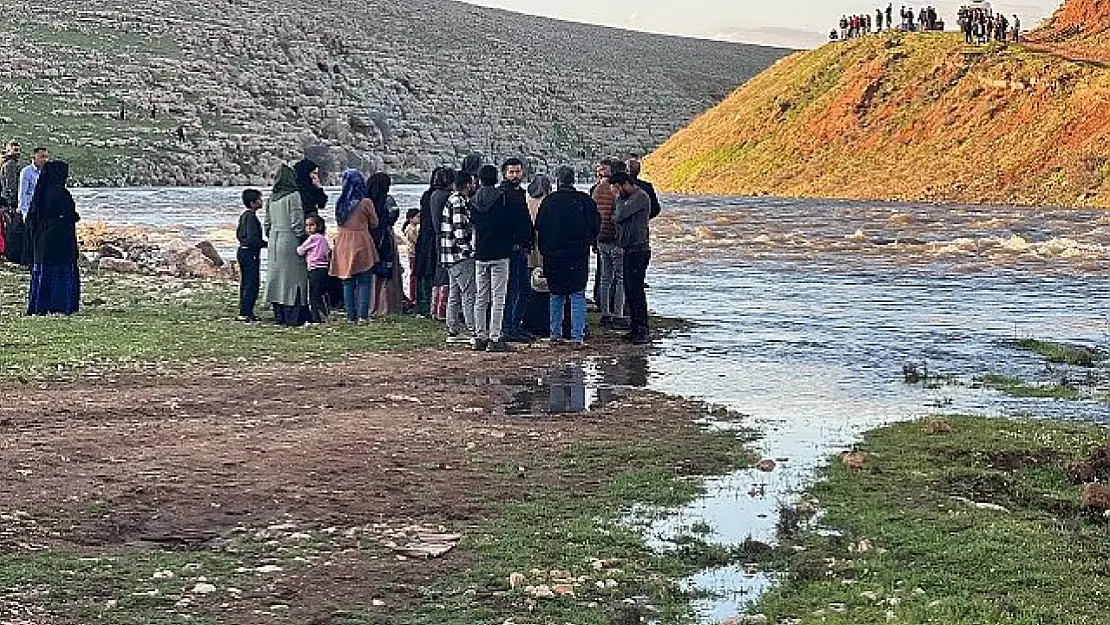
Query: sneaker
486 339 510 353
472 338 489 351
446 332 470 345
609 318 631 331
571 340 588 350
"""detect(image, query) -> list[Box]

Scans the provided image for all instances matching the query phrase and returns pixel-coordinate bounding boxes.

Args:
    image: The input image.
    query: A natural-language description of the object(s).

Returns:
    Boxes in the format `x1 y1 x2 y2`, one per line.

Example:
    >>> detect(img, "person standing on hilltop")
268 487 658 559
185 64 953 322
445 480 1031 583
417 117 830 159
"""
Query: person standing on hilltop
1012 16 1021 43
876 8 884 31
885 3 893 31
499 157 535 342
626 156 661 220
26 161 80 316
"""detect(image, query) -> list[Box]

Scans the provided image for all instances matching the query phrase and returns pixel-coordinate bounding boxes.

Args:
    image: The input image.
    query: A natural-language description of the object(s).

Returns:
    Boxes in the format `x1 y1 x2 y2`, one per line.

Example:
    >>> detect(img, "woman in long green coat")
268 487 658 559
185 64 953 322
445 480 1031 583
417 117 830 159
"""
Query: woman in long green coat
264 165 310 326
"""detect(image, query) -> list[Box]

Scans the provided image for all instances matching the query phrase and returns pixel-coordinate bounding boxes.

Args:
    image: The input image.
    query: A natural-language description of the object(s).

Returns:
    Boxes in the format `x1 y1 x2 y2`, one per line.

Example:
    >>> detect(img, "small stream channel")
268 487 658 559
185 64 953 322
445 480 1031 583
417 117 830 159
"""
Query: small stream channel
79 187 1110 622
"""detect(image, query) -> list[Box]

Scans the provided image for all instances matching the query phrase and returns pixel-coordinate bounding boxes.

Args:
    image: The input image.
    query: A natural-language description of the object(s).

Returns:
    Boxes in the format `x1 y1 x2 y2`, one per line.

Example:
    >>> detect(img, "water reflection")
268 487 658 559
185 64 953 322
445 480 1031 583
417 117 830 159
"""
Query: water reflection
483 354 651 417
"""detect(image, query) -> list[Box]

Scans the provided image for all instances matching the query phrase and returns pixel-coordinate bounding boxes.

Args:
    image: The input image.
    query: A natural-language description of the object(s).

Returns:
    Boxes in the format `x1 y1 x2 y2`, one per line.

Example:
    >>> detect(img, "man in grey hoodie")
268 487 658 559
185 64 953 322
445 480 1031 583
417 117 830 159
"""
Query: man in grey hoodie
610 171 652 345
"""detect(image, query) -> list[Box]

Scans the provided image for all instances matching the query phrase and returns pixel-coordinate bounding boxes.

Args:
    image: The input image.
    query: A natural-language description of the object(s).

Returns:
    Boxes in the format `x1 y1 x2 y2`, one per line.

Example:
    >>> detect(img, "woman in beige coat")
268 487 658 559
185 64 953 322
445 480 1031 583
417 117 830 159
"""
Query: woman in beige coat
329 169 379 323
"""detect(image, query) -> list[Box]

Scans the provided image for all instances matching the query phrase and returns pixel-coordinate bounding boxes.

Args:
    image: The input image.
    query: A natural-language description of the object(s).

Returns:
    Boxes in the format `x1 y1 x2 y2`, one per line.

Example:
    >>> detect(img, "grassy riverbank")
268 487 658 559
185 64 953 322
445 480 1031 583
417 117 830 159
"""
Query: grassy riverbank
753 416 1110 625
0 268 444 377
0 266 746 624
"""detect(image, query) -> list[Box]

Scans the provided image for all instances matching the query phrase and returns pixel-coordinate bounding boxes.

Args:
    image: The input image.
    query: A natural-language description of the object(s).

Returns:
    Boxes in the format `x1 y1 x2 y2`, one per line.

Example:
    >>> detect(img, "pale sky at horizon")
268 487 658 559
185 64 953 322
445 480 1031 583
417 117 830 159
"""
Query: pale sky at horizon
459 0 1062 48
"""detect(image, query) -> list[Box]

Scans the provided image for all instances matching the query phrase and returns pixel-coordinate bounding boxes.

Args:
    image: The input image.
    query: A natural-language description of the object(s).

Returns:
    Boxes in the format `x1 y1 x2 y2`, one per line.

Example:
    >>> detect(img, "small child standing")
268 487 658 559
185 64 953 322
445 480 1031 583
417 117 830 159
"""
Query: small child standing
236 189 266 322
297 214 331 324
402 208 420 307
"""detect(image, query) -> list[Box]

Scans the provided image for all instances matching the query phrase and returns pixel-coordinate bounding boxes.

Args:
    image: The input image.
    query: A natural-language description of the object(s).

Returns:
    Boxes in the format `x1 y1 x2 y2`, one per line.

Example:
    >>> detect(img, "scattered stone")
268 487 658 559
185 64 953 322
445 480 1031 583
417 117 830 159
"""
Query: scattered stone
840 450 868 471
722 615 768 625
924 419 952 435
1080 483 1110 511
756 458 777 472
190 582 217 595
509 572 527 590
255 564 284 574
152 570 175 580
951 496 1010 513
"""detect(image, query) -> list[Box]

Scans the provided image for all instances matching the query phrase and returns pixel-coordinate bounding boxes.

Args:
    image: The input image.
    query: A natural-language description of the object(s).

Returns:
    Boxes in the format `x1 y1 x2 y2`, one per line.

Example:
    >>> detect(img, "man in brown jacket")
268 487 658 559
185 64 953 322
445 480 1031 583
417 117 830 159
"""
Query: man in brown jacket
591 159 627 329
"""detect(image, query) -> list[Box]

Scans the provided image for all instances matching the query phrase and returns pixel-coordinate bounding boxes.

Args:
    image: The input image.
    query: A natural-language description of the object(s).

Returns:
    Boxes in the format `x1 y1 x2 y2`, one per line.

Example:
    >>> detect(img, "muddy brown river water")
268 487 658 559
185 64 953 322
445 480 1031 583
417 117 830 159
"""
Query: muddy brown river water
73 186 1110 620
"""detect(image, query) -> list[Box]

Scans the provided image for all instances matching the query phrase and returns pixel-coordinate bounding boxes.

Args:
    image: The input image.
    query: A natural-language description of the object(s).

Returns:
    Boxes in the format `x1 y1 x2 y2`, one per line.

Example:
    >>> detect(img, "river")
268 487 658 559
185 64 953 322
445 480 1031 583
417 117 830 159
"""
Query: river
72 186 1110 621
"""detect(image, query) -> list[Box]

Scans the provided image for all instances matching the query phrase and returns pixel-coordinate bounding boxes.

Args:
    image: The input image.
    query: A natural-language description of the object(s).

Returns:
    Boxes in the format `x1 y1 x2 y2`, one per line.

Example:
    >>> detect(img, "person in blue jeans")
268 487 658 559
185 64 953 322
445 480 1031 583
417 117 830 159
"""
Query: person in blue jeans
497 158 535 342
535 166 600 346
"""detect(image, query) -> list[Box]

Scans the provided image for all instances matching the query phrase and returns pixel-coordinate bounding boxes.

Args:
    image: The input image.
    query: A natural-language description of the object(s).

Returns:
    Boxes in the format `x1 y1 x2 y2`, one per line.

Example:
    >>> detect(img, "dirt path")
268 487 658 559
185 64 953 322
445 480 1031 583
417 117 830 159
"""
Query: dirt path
0 345 712 623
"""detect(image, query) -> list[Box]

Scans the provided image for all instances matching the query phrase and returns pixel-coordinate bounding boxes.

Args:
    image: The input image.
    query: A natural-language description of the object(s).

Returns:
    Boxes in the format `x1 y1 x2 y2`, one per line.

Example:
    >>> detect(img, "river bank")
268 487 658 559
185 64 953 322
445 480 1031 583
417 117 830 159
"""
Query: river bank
746 416 1110 625
0 266 764 624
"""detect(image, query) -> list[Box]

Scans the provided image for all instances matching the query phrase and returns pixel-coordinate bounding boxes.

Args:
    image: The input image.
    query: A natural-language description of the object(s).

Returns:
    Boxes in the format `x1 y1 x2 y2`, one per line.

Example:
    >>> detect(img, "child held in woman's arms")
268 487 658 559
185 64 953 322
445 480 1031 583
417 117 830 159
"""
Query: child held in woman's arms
297 214 331 323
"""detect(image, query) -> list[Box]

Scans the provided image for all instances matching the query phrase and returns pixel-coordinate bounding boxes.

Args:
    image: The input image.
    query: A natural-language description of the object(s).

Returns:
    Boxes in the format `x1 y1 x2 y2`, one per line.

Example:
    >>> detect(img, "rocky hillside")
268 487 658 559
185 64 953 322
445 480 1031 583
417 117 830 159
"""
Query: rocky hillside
0 0 789 186
644 1 1110 207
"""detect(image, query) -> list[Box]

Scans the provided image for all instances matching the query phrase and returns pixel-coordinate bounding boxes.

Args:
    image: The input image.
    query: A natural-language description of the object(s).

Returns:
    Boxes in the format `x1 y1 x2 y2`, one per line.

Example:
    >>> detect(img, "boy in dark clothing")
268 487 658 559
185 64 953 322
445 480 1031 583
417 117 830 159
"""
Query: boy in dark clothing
236 188 266 322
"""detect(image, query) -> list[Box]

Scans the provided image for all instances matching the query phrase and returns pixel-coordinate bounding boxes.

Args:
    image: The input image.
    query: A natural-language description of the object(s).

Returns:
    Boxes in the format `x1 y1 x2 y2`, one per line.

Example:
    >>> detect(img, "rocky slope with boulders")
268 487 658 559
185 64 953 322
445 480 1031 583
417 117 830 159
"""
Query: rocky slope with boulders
644 0 1110 208
0 0 789 186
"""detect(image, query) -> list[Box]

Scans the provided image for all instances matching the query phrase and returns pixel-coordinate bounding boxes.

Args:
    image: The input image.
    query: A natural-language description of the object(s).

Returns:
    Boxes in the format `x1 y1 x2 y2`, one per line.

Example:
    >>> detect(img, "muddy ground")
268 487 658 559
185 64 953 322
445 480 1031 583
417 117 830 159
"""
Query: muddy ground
0 345 719 624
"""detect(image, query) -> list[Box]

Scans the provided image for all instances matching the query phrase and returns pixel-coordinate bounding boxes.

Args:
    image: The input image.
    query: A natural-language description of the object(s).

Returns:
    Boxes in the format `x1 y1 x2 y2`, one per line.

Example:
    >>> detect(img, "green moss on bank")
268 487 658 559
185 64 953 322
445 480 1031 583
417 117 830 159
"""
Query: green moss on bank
754 416 1110 625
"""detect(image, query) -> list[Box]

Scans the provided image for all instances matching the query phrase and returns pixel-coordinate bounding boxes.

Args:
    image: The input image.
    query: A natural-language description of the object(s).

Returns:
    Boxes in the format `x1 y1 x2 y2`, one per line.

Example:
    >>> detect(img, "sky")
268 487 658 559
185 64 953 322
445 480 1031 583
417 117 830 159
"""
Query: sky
459 0 1062 48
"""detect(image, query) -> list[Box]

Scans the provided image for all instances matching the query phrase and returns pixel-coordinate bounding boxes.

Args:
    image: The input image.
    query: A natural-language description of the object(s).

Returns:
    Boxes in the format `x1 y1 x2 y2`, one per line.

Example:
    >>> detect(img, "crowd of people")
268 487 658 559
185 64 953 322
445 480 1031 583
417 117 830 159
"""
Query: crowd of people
1 137 661 349
832 4 1025 41
239 151 666 350
0 140 81 316
959 7 1020 44
238 153 658 349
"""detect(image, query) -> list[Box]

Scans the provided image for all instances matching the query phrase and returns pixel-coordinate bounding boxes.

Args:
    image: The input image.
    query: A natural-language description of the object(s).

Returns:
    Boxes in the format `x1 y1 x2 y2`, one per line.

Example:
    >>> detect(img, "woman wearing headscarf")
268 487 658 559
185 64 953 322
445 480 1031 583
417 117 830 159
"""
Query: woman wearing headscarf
294 159 328 217
368 172 404 316
295 158 342 307
264 165 311 326
428 167 455 319
330 169 379 323
413 167 444 316
26 160 80 316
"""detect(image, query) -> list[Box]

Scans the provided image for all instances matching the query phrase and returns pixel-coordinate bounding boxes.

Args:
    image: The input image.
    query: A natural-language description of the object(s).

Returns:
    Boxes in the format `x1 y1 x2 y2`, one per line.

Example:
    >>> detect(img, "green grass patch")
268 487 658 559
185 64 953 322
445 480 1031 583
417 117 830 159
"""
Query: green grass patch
973 373 1083 400
753 416 1110 624
398 427 754 625
0 269 443 378
1010 338 1106 368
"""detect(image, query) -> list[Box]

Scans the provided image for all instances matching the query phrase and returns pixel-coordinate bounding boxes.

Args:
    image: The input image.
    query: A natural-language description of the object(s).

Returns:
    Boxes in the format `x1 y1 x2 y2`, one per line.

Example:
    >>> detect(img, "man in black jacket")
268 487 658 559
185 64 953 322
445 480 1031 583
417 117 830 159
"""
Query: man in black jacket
535 166 600 345
471 164 530 352
498 157 535 342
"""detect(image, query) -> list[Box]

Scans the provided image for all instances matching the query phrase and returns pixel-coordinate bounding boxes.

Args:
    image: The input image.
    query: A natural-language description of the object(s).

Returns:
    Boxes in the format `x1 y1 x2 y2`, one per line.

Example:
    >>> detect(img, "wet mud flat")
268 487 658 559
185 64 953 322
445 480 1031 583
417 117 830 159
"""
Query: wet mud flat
0 348 752 624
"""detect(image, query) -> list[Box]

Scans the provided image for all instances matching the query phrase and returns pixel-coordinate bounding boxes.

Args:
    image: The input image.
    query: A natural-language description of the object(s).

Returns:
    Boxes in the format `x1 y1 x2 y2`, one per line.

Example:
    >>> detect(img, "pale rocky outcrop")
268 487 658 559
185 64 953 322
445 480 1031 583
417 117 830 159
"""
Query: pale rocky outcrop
0 0 790 186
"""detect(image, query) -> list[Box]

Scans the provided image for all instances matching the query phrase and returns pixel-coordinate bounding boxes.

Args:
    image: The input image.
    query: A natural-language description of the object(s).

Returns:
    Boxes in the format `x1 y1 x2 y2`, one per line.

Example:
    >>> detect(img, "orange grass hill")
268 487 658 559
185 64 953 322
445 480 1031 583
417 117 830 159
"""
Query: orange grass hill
643 0 1110 207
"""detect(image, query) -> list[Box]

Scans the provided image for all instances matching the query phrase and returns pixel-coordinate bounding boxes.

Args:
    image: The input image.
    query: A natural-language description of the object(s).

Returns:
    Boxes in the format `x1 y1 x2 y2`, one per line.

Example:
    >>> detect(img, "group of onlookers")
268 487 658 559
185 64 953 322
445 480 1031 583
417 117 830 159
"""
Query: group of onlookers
239 153 659 350
835 4 941 39
959 8 1020 45
236 159 406 327
0 140 81 316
